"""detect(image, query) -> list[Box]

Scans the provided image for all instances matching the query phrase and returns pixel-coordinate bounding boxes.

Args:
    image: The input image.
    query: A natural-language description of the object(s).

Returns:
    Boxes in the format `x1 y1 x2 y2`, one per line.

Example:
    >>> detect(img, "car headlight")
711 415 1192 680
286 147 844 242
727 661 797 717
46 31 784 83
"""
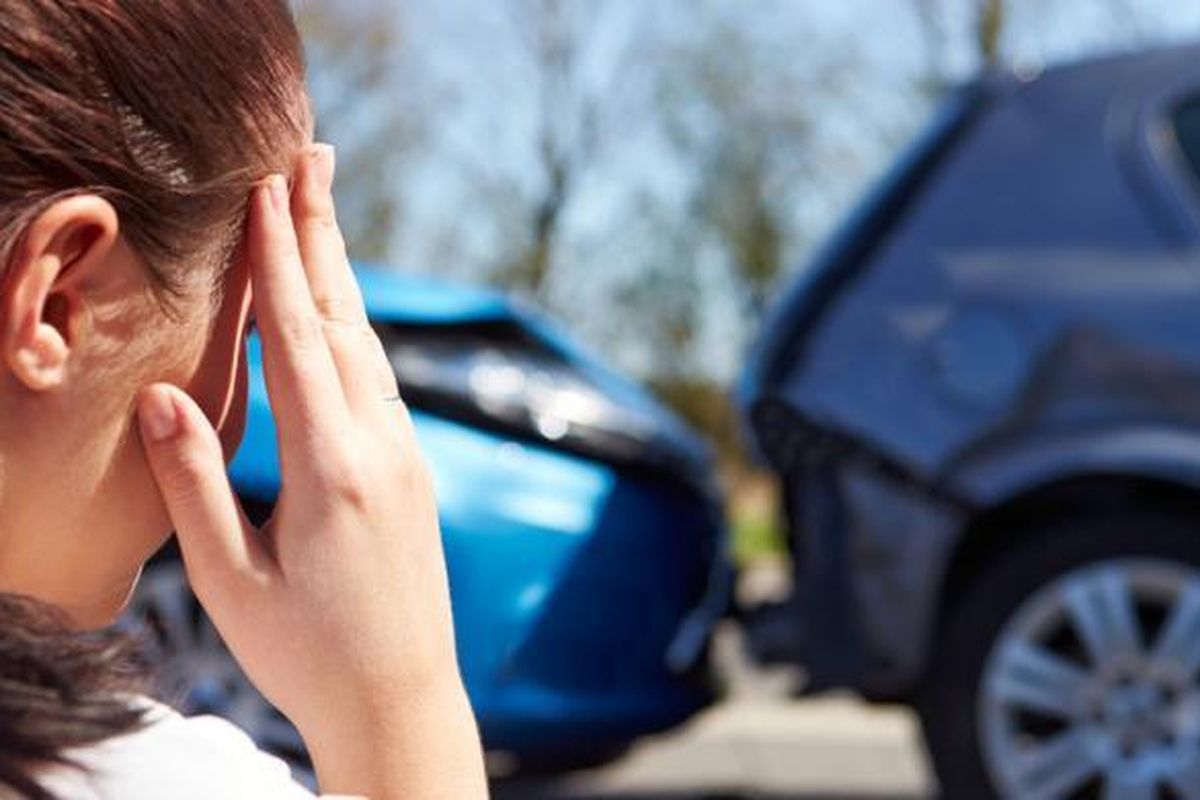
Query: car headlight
379 324 673 465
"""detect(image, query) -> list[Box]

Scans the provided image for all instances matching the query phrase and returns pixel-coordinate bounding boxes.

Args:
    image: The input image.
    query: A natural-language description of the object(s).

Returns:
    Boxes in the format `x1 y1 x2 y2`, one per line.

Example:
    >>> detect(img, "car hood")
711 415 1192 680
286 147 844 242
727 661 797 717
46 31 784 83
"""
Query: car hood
353 264 716 486
356 264 517 324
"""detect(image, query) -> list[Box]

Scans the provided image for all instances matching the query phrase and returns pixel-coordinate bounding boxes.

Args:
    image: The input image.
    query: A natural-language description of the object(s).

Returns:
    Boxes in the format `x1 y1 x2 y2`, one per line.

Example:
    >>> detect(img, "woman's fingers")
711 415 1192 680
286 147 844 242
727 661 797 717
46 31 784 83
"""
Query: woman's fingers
290 146 404 419
247 175 352 465
291 145 367 329
136 384 270 607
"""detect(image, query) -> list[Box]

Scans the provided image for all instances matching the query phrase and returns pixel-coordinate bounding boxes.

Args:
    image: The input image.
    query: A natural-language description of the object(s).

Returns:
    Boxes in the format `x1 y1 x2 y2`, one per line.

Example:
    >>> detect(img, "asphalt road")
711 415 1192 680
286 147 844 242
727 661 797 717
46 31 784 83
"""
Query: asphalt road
492 626 936 800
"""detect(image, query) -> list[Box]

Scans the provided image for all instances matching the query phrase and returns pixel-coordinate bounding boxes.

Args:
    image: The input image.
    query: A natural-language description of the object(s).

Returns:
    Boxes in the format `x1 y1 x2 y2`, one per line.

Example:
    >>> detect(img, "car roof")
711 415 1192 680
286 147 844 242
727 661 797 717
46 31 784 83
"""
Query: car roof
979 40 1200 245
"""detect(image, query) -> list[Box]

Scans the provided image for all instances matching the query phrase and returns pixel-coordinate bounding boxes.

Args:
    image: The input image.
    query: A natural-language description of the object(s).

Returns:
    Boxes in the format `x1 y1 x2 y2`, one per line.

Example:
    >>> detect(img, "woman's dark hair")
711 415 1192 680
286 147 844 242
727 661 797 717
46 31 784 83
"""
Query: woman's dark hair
0 0 310 295
0 595 150 800
0 0 309 796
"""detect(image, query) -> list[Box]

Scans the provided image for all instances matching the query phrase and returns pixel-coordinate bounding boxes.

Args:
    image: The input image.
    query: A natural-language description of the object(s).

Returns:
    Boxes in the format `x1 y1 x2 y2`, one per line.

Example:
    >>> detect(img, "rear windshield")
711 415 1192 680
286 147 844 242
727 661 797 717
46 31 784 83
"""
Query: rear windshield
1173 96 1200 183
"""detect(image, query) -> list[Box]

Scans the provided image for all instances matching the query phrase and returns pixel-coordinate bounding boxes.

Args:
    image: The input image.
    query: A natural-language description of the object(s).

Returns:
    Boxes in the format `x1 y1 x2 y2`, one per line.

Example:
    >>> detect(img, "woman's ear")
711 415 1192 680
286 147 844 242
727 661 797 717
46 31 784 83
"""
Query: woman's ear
0 196 119 392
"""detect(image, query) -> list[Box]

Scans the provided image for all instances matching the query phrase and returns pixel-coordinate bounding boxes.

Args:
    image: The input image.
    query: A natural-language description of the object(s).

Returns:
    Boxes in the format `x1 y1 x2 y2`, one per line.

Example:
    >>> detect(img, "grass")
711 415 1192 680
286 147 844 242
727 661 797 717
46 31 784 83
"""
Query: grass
727 471 788 567
731 508 787 566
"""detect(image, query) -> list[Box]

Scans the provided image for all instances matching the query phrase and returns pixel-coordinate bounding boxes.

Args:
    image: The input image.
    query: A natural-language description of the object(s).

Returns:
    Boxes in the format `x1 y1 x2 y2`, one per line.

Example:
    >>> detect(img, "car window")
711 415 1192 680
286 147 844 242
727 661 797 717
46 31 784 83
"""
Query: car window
1173 96 1200 184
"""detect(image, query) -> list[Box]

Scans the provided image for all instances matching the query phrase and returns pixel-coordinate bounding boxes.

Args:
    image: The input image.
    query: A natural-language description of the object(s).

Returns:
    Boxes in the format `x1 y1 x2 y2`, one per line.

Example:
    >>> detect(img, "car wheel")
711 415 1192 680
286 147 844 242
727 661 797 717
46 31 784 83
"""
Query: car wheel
920 516 1200 799
128 558 314 785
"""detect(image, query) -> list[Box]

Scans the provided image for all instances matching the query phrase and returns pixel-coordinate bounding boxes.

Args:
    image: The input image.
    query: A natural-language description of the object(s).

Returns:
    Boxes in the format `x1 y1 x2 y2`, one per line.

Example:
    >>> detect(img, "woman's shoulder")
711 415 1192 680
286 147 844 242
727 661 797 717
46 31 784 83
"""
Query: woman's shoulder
38 698 319 800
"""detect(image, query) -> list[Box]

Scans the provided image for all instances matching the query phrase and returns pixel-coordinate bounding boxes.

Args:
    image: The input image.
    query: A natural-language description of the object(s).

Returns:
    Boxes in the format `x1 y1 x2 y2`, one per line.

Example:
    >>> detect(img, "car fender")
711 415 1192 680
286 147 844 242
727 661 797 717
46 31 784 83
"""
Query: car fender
854 425 1200 696
948 425 1200 509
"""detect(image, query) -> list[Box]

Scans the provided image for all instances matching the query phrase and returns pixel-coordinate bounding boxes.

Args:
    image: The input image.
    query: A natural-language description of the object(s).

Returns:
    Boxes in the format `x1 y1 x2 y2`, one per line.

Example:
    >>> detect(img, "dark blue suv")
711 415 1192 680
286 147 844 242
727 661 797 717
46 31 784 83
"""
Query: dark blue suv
741 43 1200 799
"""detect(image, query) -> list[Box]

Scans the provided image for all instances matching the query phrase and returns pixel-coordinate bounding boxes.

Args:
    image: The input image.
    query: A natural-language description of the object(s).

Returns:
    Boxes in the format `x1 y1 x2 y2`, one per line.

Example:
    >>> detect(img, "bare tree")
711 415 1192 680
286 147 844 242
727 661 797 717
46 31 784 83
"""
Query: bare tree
294 0 424 262
427 0 658 299
913 0 1005 89
914 0 1164 89
658 8 852 318
492 0 595 293
977 0 1006 66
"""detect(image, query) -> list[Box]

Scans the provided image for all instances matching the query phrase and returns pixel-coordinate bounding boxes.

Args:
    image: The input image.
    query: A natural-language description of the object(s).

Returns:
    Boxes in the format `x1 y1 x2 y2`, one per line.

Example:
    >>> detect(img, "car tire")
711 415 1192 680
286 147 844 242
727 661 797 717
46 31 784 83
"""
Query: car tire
128 553 315 787
500 743 631 778
918 515 1200 799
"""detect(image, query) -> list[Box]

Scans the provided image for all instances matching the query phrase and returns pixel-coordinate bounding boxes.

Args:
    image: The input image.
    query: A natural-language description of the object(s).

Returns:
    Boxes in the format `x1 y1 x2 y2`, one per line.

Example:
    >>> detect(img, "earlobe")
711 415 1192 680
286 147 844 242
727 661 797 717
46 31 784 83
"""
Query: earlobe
9 328 69 391
1 196 119 392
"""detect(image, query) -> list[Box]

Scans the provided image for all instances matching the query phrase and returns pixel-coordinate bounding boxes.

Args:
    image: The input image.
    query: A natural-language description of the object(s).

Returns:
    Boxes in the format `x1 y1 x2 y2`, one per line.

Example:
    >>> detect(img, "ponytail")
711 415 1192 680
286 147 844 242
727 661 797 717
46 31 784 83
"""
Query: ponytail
0 595 149 800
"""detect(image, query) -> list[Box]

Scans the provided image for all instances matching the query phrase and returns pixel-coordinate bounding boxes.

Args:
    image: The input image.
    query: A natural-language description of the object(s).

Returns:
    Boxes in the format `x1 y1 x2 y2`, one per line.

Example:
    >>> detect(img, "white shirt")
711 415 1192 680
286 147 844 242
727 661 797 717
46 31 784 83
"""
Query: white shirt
37 700 357 799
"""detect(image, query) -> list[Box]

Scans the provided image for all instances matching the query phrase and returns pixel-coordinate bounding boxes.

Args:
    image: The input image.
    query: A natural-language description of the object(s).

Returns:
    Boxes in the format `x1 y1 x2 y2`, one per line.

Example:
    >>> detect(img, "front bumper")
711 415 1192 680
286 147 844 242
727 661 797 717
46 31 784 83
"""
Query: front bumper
667 532 734 675
400 411 728 752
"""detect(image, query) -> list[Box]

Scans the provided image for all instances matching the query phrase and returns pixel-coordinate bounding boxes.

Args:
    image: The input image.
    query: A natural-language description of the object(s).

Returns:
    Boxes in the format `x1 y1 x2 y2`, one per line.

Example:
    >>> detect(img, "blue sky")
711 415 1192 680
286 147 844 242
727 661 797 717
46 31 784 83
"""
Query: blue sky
310 0 1200 382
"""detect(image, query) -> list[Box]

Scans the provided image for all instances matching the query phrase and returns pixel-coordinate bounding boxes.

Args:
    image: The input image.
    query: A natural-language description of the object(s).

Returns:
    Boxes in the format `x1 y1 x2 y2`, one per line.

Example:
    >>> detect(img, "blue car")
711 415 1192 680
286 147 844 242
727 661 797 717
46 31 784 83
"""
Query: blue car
131 266 729 773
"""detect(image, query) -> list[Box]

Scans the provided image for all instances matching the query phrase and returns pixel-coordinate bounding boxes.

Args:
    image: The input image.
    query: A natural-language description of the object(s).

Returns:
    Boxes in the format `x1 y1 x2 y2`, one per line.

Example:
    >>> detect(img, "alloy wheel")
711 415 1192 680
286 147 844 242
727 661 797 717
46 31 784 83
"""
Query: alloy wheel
127 562 313 784
979 558 1200 799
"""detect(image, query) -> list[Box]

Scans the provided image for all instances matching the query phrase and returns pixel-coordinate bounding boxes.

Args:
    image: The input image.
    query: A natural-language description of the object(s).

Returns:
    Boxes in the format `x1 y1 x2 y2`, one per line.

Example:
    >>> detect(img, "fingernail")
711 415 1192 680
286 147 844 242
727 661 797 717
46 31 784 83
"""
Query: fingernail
138 388 178 443
267 174 288 214
311 144 336 192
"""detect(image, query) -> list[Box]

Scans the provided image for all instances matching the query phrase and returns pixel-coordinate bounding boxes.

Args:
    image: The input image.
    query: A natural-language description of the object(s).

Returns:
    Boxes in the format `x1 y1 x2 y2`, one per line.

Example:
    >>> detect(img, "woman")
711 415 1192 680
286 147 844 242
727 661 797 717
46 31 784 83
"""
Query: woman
0 1 488 798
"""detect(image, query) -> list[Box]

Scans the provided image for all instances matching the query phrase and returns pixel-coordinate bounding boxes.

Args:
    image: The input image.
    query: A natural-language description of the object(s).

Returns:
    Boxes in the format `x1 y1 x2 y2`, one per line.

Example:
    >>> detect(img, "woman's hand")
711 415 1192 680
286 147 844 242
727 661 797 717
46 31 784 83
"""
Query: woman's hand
135 145 488 800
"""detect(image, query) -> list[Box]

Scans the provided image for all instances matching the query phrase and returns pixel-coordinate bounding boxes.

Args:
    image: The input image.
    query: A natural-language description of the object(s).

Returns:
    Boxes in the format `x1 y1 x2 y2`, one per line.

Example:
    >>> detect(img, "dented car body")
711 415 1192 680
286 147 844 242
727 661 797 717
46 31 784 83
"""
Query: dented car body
741 43 1200 797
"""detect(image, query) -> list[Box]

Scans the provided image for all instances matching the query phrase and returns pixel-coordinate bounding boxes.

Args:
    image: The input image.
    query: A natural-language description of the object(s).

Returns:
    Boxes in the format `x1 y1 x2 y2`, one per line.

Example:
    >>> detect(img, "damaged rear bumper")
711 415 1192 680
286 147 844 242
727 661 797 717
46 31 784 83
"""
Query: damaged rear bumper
742 398 969 700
